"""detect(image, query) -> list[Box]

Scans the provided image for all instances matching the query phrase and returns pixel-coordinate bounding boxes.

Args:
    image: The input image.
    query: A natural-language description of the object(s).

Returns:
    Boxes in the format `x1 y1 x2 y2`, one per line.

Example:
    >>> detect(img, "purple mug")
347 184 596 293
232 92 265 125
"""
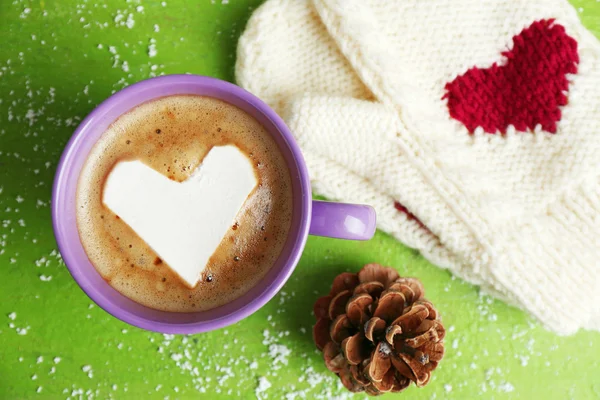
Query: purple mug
52 75 376 334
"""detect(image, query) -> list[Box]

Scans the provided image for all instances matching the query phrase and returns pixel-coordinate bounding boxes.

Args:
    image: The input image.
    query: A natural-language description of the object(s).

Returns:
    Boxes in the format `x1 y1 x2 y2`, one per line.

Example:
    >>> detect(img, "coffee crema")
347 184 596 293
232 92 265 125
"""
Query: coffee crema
76 95 293 312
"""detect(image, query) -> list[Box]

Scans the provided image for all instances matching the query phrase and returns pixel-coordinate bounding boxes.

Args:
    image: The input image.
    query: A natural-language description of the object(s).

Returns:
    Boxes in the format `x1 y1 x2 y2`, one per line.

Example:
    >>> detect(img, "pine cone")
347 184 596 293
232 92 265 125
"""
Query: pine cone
313 264 445 395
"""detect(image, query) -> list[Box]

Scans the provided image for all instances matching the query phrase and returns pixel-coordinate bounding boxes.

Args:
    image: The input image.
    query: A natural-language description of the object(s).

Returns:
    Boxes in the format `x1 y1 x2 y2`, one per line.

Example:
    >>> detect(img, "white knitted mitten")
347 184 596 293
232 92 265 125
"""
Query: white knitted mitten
236 0 600 334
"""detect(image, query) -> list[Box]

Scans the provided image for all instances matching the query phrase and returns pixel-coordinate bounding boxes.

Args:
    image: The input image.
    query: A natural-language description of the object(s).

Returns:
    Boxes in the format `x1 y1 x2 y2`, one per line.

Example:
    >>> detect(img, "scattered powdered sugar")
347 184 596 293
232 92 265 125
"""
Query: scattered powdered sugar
268 344 292 369
20 7 31 19
16 326 30 335
125 14 135 29
6 312 30 336
0 21 158 388
148 38 157 58
81 365 94 379
498 381 515 393
113 11 135 29
135 288 357 398
255 376 271 399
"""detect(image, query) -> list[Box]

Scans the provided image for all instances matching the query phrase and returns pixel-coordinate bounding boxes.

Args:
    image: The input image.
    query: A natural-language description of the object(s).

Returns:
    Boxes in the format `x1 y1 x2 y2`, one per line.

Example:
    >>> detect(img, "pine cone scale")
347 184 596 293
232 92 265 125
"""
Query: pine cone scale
372 368 396 392
340 368 363 392
392 374 411 392
330 272 360 296
350 364 369 386
385 324 402 344
323 341 345 373
341 333 366 365
330 314 353 344
373 290 406 321
419 342 445 362
364 317 386 342
329 290 352 320
405 320 445 347
358 263 400 286
392 304 429 331
313 317 331 351
397 352 431 387
354 281 385 297
346 293 373 326
416 299 438 319
398 278 424 300
367 342 392 382
313 295 332 319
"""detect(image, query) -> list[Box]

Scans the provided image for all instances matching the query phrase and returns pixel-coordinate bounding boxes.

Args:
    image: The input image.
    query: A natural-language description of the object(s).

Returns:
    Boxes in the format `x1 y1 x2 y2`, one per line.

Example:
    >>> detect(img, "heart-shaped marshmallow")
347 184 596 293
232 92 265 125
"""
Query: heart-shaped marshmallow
103 145 258 288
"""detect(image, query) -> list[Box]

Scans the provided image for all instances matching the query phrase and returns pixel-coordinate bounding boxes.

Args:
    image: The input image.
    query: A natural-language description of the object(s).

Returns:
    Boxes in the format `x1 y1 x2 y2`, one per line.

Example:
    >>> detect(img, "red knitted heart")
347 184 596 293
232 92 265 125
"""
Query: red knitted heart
444 19 579 134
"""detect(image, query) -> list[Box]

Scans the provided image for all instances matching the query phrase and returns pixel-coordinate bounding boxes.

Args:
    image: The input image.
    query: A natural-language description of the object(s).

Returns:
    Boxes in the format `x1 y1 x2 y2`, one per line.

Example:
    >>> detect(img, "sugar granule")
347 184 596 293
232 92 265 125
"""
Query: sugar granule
498 382 515 392
148 38 157 58
125 14 135 29
16 326 30 335
268 344 291 368
255 376 271 398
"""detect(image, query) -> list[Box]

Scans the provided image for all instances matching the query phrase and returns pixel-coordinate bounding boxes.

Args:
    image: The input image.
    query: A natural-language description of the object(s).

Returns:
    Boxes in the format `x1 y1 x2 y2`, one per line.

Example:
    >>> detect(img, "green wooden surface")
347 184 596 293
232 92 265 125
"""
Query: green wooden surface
1 1 599 399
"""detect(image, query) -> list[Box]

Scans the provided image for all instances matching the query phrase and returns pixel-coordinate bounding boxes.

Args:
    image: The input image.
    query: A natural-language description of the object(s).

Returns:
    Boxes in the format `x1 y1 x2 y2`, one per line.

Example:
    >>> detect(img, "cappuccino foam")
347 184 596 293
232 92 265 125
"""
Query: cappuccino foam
76 95 293 312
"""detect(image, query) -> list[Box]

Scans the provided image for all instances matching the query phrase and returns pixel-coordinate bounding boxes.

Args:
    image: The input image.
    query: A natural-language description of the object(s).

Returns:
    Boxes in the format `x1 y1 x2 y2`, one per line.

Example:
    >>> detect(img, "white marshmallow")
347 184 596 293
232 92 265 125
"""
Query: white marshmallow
103 145 258 288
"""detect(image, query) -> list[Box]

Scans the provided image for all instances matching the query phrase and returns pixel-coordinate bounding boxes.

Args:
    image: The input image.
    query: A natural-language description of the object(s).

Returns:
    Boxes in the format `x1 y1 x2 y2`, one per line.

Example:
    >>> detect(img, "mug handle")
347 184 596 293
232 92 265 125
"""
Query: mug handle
309 200 377 240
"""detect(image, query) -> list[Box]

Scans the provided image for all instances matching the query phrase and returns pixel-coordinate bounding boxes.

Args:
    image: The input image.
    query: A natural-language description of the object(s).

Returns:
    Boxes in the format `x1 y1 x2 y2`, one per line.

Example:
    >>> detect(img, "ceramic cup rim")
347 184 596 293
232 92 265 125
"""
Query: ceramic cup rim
51 75 312 333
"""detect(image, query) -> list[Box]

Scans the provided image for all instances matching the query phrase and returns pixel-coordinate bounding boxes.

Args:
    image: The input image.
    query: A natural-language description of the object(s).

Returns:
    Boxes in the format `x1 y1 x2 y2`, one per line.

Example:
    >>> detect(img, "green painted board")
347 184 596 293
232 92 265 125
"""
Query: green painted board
1 1 599 399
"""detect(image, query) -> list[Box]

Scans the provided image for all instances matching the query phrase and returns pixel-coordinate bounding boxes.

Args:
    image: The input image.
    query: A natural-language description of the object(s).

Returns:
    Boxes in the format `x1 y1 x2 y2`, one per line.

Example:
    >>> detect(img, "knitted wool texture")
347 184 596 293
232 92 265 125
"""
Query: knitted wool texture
236 0 600 335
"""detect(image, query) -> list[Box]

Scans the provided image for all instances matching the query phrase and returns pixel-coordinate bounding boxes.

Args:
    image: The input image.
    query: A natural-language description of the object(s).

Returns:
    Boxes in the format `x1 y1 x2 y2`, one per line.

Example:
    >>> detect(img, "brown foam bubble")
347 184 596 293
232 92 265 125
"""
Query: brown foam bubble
76 95 293 312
